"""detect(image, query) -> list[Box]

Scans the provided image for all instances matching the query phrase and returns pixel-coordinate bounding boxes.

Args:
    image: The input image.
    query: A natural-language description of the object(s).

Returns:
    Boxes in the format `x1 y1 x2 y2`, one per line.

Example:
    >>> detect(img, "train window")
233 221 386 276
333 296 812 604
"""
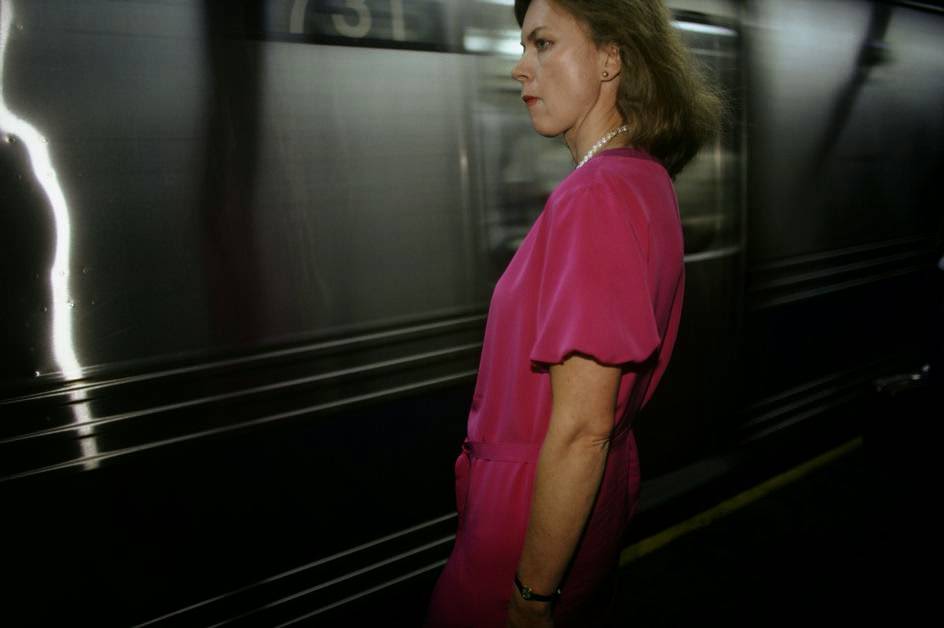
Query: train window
468 7 744 284
672 14 742 258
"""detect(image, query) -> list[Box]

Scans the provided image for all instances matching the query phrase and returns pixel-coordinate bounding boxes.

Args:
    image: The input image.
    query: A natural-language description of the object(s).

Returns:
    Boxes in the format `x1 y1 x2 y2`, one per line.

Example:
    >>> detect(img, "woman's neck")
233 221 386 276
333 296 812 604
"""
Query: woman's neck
565 109 629 165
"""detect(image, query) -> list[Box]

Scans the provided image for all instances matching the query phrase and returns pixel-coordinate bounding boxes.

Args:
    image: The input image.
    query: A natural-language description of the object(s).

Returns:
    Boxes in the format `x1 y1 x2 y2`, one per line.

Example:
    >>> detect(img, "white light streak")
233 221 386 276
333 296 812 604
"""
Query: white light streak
464 28 522 57
672 20 738 38
1 0 99 468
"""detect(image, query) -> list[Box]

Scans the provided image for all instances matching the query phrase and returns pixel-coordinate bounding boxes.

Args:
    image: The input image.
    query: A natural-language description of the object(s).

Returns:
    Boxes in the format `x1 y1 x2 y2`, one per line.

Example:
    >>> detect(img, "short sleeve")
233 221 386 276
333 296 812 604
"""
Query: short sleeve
529 184 662 368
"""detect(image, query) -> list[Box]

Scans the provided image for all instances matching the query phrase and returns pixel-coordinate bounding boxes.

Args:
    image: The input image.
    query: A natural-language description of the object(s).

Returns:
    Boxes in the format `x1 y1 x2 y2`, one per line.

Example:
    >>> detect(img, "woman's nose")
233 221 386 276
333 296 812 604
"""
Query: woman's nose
511 53 530 83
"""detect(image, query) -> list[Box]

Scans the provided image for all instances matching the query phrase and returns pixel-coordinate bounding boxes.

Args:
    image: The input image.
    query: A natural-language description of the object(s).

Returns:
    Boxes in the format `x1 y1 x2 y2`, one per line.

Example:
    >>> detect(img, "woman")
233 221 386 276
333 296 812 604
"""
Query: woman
426 1 720 626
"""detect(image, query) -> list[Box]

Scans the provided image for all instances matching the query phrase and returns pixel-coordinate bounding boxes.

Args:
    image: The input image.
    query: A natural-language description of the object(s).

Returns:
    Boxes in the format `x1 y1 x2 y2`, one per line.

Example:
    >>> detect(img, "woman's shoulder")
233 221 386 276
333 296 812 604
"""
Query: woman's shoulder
546 148 673 222
580 148 670 188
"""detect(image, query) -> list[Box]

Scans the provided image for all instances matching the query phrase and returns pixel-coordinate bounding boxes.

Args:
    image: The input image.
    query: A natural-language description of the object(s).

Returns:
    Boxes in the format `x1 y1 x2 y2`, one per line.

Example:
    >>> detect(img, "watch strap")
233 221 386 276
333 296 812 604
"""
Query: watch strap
513 573 561 603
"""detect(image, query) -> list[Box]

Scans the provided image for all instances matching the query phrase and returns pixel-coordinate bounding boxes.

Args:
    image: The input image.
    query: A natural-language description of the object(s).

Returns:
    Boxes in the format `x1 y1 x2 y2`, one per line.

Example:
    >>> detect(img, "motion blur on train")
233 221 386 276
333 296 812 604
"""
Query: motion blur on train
1 0 941 624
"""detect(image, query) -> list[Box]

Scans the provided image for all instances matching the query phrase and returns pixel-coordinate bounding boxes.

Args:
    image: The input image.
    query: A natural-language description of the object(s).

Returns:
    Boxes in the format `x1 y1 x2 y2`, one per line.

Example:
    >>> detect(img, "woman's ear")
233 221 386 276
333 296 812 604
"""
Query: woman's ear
602 43 621 81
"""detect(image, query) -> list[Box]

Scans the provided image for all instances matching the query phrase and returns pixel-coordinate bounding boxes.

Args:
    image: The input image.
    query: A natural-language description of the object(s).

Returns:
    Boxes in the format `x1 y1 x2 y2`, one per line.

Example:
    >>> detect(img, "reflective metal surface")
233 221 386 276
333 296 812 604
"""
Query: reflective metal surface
1 0 743 385
0 0 941 625
746 0 944 262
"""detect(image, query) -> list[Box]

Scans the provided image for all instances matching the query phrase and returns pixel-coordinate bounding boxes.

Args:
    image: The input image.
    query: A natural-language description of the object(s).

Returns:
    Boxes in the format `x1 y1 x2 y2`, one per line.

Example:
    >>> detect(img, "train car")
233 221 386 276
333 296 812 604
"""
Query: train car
1 0 940 625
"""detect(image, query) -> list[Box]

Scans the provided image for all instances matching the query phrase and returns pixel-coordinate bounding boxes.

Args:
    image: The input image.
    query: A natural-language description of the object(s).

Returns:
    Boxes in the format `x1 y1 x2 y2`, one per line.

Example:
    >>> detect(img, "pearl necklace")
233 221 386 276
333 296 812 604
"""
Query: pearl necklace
575 125 631 169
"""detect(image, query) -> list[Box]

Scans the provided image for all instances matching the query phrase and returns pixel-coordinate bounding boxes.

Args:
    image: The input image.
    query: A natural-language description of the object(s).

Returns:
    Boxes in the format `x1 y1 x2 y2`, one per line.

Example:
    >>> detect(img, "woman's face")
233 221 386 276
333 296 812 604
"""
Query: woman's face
512 0 608 138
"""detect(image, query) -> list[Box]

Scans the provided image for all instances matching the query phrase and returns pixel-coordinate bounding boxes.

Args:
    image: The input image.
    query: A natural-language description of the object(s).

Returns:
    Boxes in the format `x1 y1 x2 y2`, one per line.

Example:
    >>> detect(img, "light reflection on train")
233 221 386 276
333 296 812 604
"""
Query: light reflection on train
0 0 940 625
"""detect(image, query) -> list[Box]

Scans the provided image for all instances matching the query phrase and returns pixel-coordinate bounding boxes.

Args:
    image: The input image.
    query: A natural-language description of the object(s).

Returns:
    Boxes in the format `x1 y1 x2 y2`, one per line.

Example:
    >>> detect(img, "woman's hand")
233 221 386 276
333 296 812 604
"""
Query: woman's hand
506 589 554 628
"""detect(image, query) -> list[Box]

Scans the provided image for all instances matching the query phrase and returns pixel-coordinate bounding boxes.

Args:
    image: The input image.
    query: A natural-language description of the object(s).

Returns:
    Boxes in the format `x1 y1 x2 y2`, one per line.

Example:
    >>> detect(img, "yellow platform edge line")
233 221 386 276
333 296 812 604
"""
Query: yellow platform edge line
620 436 864 566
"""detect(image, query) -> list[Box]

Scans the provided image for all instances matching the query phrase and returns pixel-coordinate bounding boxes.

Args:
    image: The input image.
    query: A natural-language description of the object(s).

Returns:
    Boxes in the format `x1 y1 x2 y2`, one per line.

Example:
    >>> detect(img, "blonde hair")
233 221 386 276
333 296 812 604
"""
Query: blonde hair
515 0 723 177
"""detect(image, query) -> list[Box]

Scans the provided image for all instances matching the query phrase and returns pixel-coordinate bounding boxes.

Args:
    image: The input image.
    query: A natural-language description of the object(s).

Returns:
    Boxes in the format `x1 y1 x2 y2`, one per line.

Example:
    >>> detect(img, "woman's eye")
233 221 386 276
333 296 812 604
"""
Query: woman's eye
535 39 551 51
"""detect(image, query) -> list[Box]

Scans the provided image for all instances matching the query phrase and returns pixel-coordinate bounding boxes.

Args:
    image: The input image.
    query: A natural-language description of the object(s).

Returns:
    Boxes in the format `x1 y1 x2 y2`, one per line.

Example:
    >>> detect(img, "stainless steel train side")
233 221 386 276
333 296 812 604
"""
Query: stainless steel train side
0 1 940 625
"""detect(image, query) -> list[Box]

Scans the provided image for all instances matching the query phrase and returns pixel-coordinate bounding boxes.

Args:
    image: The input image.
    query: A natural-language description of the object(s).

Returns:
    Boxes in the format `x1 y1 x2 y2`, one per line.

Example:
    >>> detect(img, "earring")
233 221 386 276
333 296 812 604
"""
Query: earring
603 70 609 78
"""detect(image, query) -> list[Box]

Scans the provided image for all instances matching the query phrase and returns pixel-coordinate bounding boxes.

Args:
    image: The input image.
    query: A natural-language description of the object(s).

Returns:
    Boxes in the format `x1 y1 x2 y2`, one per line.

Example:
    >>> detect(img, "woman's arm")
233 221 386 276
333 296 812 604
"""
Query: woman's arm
507 353 622 627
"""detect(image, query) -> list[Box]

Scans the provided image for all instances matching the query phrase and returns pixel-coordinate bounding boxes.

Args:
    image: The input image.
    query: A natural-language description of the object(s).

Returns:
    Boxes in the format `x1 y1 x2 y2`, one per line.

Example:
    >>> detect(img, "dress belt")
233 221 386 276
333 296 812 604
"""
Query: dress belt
463 438 541 464
462 423 632 465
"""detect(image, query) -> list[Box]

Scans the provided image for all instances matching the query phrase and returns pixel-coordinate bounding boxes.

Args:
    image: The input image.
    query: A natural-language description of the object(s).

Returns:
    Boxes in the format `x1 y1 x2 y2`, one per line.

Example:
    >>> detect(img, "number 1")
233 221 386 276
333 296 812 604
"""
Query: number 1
390 0 406 41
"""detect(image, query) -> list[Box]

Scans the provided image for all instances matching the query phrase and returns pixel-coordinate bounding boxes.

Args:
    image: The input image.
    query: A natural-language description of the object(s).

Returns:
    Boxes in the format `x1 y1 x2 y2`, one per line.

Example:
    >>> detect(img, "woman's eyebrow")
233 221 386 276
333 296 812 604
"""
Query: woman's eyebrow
521 26 548 46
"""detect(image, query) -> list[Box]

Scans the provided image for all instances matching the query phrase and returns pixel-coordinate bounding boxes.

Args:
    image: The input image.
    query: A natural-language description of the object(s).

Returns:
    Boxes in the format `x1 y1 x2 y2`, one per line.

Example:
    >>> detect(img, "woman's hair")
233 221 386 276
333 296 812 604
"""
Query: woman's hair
514 0 723 177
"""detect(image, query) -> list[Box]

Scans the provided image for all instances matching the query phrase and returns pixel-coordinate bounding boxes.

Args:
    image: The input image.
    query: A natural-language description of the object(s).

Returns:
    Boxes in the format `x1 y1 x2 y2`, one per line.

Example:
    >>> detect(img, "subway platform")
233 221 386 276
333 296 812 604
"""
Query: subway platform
610 404 937 625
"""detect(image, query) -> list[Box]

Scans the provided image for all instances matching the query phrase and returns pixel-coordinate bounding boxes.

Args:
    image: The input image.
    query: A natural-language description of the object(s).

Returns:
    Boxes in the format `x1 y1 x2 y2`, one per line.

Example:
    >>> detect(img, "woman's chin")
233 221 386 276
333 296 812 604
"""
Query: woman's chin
529 116 563 138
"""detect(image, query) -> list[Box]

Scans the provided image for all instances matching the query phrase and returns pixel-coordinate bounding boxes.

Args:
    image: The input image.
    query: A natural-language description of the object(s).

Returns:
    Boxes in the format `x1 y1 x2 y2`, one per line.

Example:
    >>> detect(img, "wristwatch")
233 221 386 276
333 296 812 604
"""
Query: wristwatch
513 574 561 603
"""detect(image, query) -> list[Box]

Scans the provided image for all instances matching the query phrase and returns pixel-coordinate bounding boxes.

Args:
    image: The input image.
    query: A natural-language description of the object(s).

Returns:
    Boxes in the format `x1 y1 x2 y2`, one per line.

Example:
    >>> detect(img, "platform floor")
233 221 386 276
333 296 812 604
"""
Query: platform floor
610 434 935 626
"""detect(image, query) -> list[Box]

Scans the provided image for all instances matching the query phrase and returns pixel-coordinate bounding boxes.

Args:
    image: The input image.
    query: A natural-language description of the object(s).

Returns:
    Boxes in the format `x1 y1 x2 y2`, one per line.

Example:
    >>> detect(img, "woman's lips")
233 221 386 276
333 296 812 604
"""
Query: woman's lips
523 96 539 107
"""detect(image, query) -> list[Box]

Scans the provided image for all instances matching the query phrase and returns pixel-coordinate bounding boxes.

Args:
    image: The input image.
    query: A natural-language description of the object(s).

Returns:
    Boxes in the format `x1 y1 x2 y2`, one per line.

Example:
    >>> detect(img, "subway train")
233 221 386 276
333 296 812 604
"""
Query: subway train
1 0 941 625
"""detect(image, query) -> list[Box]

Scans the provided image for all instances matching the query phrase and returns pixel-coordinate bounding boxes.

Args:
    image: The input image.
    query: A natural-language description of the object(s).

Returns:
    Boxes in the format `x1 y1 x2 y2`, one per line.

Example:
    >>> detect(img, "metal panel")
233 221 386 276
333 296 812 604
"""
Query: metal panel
1 1 488 385
745 0 944 263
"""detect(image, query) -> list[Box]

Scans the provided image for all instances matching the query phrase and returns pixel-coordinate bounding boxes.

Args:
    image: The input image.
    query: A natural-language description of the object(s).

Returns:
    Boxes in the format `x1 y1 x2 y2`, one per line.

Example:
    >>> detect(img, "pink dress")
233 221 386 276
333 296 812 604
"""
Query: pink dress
426 148 685 627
